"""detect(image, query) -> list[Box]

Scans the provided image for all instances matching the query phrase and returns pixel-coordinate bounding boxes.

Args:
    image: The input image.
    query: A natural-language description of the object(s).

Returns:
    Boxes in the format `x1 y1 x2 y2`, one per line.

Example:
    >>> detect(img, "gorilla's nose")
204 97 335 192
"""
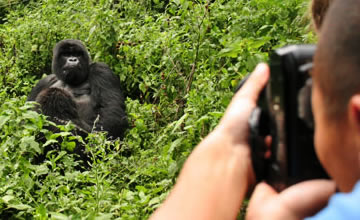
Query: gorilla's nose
68 57 79 64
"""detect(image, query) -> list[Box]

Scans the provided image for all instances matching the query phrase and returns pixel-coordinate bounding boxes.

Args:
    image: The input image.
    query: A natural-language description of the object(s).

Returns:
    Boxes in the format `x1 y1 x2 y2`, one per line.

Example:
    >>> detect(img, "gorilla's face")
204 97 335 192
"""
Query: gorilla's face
52 40 91 86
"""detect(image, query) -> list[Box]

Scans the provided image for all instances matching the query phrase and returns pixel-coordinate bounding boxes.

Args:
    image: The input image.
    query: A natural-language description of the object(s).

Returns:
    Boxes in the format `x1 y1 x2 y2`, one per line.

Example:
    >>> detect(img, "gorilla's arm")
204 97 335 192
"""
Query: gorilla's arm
89 62 128 139
27 74 57 101
27 74 90 131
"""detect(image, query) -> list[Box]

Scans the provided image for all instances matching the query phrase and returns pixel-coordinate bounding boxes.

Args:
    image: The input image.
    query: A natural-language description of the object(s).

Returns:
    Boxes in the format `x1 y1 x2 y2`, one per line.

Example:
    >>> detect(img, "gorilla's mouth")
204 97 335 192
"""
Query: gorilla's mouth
63 68 78 81
62 68 86 85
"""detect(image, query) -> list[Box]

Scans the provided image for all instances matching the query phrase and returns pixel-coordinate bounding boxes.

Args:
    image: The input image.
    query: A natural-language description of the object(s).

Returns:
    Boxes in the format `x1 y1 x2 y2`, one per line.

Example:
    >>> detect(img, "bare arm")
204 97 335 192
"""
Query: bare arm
150 64 270 220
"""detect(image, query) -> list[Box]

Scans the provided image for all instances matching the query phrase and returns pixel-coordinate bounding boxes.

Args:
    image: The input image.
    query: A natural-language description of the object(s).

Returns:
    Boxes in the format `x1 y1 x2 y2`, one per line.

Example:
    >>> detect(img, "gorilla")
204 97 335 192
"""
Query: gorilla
28 39 128 140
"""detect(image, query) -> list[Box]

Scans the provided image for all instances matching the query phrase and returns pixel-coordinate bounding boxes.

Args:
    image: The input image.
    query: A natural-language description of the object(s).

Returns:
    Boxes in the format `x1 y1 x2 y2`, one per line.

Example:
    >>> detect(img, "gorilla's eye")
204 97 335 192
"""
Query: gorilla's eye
61 51 83 57
61 52 72 57
73 51 83 57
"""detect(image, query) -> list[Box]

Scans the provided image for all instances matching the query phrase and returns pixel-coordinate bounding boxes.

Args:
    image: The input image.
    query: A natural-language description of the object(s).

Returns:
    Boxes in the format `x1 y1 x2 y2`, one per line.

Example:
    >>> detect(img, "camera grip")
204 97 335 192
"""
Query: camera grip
249 107 270 182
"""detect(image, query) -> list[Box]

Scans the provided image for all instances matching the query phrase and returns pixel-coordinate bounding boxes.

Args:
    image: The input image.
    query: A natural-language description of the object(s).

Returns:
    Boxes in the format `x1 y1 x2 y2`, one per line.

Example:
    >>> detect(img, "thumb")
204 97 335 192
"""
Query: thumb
218 63 270 132
234 63 270 102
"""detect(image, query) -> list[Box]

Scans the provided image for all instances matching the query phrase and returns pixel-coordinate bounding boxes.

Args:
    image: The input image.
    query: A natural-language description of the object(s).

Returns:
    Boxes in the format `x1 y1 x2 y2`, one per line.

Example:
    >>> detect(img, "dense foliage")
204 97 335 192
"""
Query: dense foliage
0 0 314 218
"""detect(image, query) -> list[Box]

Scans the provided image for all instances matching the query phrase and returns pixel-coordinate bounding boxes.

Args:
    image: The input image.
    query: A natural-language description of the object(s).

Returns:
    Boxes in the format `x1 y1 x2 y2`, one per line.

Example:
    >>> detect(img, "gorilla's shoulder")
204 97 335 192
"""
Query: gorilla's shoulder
89 62 120 86
43 74 58 84
89 62 112 72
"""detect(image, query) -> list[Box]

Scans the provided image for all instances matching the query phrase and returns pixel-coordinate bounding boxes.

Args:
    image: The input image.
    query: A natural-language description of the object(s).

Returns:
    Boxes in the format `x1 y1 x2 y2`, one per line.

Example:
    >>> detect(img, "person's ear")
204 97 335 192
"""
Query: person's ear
349 95 360 133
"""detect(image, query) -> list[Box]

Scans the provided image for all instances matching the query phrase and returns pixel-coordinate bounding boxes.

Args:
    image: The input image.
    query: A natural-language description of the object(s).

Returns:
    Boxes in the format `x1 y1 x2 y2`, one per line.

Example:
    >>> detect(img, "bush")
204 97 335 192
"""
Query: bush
0 0 314 218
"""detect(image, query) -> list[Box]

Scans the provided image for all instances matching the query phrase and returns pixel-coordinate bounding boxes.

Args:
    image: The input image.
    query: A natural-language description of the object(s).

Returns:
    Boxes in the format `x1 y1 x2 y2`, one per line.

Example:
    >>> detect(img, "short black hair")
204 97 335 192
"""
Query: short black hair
314 0 360 118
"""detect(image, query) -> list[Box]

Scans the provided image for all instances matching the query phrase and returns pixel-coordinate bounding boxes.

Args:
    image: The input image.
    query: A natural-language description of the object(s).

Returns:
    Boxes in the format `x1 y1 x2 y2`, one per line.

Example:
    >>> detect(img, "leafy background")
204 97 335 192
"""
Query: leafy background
0 0 314 219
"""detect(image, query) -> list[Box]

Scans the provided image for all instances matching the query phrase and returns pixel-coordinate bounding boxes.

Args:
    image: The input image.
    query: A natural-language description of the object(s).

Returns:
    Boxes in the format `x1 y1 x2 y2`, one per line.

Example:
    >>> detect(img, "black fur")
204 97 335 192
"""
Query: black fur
28 39 128 139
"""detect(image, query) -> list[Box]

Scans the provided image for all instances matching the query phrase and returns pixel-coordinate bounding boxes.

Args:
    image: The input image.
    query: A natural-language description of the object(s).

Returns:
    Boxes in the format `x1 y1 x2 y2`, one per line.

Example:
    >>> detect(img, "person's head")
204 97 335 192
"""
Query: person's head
312 0 360 192
311 0 332 32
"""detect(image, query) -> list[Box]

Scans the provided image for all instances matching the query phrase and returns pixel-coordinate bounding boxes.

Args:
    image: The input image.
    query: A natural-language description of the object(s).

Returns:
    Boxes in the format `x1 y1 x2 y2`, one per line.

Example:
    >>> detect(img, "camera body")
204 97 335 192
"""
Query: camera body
245 45 328 191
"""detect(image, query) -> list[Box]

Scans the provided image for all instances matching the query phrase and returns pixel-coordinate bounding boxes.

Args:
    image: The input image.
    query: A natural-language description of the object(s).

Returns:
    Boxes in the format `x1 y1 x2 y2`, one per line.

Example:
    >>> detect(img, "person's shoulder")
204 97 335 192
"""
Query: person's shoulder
306 181 360 220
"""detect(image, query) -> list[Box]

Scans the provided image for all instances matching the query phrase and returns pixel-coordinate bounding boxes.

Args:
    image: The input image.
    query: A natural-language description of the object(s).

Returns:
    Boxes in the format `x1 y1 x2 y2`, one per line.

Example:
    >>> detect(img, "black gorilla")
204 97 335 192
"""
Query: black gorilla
28 39 128 139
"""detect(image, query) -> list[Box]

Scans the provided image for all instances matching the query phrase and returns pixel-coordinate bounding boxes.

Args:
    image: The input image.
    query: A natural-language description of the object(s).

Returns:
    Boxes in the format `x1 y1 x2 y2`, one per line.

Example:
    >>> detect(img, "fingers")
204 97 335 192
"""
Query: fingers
234 63 270 102
279 180 336 218
264 135 272 159
247 180 336 220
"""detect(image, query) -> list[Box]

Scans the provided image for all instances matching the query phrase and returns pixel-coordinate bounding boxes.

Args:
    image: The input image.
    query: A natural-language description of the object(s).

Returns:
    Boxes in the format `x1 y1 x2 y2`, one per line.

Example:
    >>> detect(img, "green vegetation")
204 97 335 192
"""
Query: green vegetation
0 0 314 218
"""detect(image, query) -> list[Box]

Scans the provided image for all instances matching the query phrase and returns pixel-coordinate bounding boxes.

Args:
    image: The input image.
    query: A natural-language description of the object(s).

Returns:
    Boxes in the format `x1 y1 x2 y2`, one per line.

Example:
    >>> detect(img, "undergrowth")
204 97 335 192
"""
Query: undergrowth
0 0 314 218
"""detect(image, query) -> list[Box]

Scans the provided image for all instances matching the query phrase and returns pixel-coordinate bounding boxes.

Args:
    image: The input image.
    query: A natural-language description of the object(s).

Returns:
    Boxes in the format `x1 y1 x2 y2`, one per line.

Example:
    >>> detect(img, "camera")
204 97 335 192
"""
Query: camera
238 45 328 191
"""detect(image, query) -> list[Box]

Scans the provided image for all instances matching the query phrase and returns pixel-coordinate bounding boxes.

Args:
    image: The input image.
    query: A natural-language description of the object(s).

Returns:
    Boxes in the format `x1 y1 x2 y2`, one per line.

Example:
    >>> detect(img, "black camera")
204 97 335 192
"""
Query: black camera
238 45 328 191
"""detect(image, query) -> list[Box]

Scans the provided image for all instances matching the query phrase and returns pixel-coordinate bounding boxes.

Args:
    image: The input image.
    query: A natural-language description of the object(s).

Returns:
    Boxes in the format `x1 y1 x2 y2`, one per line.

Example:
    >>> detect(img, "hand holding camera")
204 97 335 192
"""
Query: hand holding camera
240 45 329 191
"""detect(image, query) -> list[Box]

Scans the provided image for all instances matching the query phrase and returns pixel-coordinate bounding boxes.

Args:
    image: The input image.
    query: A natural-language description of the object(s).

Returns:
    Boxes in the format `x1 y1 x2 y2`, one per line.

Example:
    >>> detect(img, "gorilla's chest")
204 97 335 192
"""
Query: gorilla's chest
51 80 91 99
50 80 95 121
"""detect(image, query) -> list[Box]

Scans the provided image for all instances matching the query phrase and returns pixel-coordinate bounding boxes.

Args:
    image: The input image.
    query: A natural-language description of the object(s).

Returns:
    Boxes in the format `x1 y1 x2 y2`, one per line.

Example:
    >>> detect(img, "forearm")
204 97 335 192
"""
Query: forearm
151 64 268 220
151 131 254 220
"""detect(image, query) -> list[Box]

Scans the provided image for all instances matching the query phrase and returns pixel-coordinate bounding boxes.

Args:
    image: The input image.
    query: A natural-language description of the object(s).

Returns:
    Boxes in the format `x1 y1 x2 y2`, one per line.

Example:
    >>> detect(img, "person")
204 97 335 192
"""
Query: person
311 0 332 32
150 0 360 219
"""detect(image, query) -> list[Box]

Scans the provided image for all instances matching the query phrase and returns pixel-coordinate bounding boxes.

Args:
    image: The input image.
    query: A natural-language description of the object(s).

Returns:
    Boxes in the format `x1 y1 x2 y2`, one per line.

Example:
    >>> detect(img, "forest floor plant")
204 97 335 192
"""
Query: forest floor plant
0 0 314 218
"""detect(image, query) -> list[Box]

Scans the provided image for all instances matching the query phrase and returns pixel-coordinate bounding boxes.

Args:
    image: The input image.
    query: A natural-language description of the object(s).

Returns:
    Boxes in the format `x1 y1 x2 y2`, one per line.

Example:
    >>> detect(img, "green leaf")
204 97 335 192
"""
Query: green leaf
168 138 183 157
1 195 15 204
168 161 178 176
50 212 70 220
0 115 10 128
54 151 67 162
171 113 188 134
8 204 32 211
43 139 58 147
20 136 41 154
139 83 147 94
64 141 76 152
95 214 114 220
34 164 49 176
209 112 224 118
